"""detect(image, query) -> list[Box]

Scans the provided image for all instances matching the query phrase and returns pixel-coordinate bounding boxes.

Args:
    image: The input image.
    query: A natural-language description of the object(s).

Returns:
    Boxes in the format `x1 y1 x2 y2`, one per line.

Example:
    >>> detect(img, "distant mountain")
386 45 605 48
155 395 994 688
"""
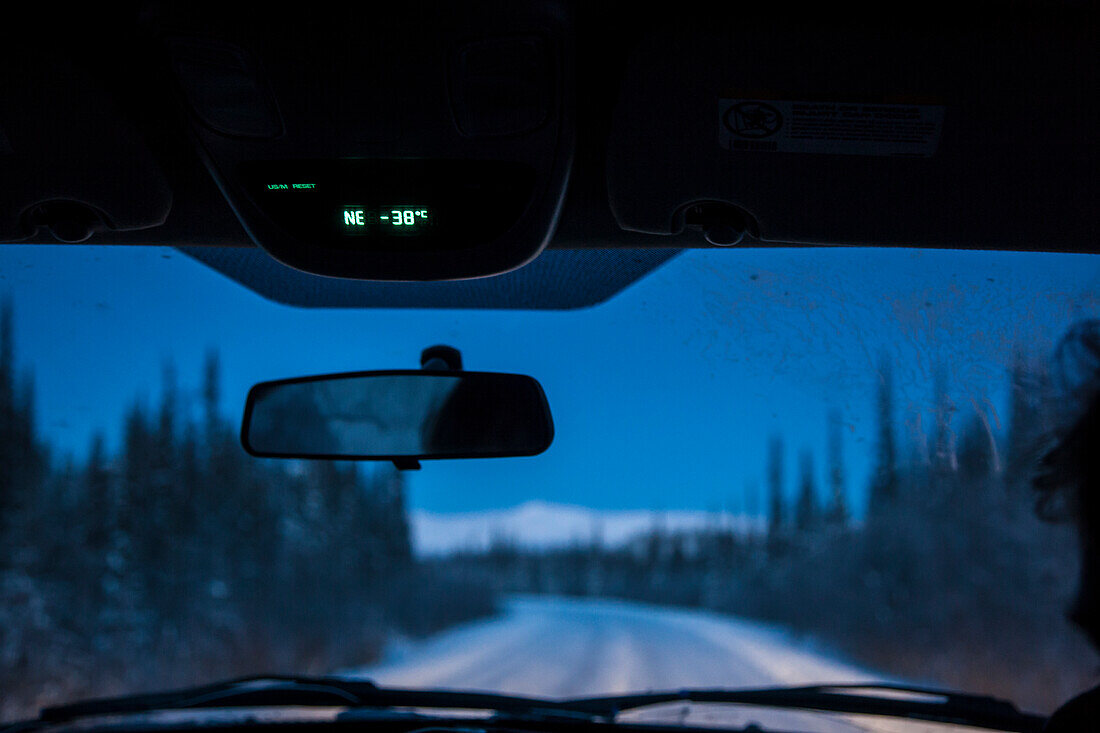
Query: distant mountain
410 500 764 557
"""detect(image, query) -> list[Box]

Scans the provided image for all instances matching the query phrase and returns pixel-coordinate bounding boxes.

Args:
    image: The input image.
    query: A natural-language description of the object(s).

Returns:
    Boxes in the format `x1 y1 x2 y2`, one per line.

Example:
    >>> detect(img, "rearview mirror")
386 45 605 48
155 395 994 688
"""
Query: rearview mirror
241 371 553 463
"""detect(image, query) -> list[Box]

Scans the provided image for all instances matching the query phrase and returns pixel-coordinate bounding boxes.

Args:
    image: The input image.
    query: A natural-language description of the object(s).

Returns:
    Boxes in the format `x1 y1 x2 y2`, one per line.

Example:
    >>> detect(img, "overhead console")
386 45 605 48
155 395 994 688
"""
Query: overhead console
605 18 1098 251
155 2 573 280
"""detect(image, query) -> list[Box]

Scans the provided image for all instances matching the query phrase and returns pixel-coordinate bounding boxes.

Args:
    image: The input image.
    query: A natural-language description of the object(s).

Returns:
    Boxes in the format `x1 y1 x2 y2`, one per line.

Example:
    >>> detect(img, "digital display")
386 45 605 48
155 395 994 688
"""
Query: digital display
242 159 535 253
341 207 433 235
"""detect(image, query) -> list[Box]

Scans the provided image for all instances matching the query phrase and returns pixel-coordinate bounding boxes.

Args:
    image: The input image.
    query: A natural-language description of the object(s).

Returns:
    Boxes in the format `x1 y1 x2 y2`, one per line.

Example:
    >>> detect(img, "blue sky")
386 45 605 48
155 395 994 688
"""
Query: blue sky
1 244 1098 516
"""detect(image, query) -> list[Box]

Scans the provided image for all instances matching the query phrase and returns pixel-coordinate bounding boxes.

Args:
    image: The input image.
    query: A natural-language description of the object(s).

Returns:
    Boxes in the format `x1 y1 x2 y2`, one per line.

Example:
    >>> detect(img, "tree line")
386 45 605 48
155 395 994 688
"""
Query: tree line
436 351 1097 712
0 301 495 722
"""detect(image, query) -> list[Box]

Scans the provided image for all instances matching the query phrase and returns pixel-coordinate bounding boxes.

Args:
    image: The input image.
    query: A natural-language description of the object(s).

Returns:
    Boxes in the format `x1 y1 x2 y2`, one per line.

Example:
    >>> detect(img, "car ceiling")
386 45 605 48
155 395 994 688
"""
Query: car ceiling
0 1 1096 306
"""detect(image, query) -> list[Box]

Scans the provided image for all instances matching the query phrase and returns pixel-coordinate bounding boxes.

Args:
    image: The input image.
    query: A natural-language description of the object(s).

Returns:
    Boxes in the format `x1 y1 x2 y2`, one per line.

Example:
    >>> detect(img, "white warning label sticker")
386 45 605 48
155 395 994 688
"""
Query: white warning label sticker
719 99 945 157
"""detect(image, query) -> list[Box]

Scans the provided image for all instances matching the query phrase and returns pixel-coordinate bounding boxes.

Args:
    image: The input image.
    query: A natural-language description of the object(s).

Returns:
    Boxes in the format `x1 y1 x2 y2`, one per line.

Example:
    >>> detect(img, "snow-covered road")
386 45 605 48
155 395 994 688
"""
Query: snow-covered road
352 595 880 697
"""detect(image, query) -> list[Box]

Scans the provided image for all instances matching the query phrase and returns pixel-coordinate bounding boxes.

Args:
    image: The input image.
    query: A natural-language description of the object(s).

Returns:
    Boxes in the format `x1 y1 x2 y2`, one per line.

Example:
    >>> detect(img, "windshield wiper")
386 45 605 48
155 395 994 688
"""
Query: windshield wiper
560 683 1046 733
27 676 594 727
16 679 1045 733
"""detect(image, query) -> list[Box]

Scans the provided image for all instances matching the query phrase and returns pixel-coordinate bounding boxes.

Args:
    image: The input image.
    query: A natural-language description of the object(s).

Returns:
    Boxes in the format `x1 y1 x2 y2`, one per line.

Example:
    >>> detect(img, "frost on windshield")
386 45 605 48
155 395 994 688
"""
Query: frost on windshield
2 247 1100 725
423 352 1088 710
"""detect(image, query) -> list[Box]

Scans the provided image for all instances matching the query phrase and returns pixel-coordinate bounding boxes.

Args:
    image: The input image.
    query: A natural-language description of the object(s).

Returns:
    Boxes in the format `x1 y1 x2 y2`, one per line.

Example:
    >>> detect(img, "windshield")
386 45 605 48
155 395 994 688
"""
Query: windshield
1 245 1097 730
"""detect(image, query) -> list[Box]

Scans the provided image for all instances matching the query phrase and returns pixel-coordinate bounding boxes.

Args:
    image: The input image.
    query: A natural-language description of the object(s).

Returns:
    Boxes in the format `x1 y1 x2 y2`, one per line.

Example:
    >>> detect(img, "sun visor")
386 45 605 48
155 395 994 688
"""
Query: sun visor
606 22 1098 251
0 57 172 243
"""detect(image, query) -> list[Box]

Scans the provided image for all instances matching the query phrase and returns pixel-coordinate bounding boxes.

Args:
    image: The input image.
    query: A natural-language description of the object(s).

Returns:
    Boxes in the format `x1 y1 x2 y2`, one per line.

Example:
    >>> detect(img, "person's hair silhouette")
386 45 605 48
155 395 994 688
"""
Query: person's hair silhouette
1034 320 1100 730
420 377 549 456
